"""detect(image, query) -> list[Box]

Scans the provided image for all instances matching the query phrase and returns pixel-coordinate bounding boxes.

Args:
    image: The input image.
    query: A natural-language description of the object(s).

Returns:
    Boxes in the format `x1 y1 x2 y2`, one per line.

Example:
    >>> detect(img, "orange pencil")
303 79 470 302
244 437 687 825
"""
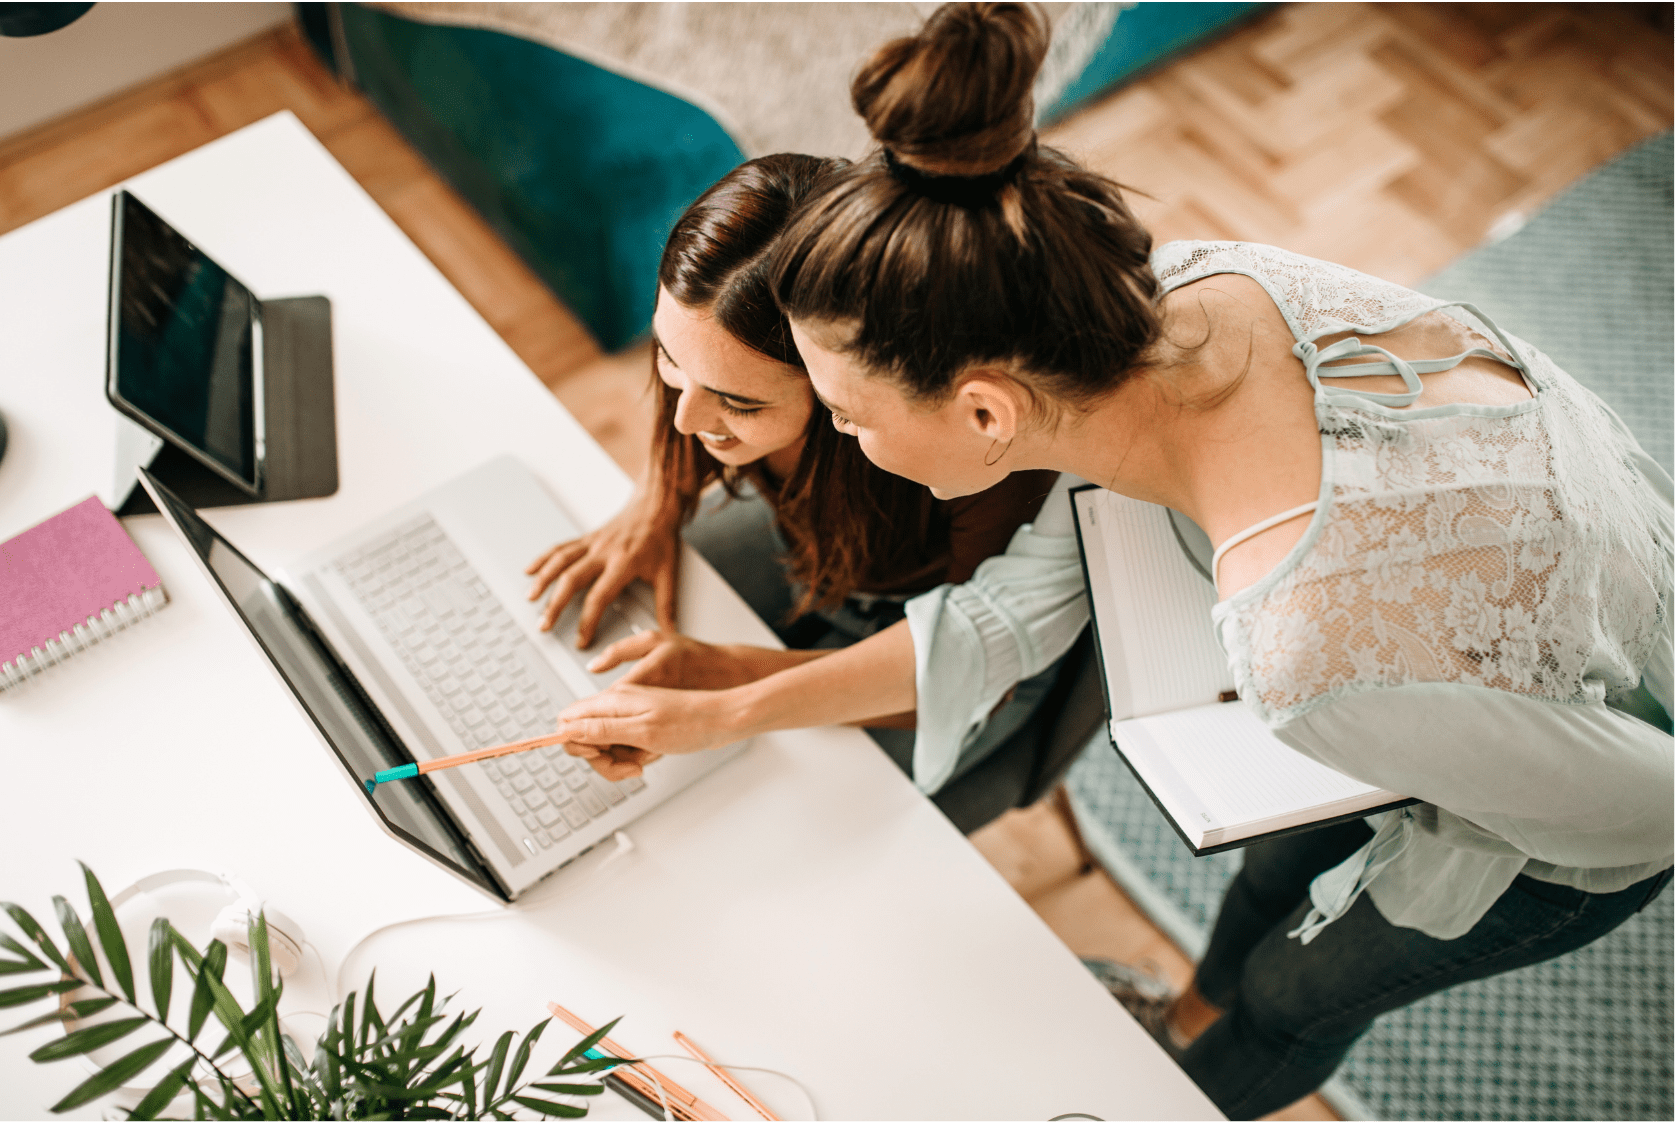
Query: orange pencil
364 730 573 792
547 1001 728 1122
674 1031 780 1121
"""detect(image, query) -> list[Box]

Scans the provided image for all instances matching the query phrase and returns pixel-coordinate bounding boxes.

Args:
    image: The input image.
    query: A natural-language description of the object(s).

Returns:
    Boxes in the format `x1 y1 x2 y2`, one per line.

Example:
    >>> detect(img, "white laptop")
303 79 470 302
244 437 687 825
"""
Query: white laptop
140 457 746 901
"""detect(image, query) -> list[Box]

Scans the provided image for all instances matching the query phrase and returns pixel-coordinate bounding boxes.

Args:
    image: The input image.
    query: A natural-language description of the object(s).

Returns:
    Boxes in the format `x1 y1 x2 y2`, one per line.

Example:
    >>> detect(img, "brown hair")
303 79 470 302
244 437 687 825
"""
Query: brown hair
650 154 943 614
771 2 1162 407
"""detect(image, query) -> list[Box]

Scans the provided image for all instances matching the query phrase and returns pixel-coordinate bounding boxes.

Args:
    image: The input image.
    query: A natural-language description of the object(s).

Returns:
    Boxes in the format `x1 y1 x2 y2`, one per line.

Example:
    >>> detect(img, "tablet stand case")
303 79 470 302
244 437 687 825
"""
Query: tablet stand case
116 296 339 516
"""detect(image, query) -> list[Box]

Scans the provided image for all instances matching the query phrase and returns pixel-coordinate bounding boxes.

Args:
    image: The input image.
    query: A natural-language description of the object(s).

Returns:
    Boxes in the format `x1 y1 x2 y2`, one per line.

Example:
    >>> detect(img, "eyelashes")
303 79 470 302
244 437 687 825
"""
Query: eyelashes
830 410 853 429
654 345 763 417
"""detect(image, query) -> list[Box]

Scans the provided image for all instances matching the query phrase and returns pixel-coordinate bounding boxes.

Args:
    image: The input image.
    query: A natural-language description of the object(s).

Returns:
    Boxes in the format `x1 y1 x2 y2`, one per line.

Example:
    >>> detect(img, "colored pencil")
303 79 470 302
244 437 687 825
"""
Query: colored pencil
674 1030 780 1121
546 1001 727 1122
363 730 573 792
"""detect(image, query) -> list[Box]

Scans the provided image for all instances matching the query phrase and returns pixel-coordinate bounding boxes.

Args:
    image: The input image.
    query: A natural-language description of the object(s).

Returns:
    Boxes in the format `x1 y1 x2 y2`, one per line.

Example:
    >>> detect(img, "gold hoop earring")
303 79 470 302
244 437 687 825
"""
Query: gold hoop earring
984 438 1013 467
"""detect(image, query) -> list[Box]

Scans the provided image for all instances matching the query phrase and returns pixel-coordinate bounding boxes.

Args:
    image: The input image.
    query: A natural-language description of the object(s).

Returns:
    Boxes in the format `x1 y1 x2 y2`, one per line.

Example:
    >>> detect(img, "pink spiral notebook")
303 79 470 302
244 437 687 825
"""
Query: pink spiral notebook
0 496 168 691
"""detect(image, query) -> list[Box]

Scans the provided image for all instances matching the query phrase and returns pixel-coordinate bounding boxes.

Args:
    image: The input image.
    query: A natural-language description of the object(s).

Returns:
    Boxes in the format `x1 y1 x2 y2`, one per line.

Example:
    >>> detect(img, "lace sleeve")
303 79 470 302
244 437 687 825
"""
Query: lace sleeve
1153 240 1441 339
1280 682 1674 871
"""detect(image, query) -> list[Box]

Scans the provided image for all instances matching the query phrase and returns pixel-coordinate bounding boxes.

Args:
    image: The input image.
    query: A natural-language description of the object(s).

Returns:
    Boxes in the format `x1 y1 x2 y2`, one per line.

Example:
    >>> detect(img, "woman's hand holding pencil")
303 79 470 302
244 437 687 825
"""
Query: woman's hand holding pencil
363 728 589 792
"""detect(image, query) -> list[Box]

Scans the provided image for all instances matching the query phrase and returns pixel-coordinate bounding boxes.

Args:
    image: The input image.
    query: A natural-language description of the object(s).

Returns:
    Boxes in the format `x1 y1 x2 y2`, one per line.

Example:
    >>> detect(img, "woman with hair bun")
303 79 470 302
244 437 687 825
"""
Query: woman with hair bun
526 152 1071 807
555 4 1673 1117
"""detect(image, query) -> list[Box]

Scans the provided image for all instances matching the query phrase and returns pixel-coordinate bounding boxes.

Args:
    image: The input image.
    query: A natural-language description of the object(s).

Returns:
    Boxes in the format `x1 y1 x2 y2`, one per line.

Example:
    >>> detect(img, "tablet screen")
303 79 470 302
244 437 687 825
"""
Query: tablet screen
112 192 259 488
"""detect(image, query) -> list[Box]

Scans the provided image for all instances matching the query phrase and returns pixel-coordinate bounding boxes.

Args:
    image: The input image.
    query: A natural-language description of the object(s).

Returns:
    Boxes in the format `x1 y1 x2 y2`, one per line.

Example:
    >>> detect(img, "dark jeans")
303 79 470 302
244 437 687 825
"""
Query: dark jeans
1182 819 1673 1119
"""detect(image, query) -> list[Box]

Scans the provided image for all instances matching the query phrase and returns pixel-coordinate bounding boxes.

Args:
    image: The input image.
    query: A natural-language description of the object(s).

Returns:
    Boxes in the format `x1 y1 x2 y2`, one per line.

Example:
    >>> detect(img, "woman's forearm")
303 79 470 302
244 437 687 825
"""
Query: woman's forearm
721 619 917 738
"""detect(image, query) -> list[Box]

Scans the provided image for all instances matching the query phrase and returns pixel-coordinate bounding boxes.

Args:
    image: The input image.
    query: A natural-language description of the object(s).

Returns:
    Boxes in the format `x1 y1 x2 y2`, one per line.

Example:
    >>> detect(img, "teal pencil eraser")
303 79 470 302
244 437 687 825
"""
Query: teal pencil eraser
368 763 419 792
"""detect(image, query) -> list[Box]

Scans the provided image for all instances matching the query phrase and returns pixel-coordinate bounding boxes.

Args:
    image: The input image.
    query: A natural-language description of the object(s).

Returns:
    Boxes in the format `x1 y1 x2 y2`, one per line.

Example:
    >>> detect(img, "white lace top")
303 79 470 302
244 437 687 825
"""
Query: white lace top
1158 241 1675 941
901 241 1671 942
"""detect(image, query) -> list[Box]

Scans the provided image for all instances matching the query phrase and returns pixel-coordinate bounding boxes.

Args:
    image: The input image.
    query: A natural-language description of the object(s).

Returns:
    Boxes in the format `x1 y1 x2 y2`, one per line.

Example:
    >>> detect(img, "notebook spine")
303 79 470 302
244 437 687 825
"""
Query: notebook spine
0 585 169 693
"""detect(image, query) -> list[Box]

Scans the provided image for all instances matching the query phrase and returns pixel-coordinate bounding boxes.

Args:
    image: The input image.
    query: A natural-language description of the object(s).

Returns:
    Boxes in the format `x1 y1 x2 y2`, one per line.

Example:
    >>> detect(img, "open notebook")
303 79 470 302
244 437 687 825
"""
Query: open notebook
1071 485 1409 854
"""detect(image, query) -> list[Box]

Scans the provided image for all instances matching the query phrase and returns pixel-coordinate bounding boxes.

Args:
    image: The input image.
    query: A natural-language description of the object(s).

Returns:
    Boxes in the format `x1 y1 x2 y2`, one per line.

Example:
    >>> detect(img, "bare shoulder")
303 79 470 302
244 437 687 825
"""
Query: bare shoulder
1160 271 1279 318
1157 271 1296 375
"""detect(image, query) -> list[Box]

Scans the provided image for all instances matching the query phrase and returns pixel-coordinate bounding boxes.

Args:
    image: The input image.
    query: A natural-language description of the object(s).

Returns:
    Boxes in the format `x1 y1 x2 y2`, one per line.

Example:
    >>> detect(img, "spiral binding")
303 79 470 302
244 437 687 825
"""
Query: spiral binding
0 585 169 693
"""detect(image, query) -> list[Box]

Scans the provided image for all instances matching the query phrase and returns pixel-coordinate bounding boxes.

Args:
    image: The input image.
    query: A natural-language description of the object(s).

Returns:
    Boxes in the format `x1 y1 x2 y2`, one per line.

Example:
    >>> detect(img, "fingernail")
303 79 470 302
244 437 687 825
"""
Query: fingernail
587 657 604 672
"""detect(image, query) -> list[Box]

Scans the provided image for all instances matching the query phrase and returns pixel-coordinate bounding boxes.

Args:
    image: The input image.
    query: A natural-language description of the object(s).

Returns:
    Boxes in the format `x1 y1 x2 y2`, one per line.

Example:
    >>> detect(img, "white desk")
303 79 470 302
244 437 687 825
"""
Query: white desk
0 113 1218 1121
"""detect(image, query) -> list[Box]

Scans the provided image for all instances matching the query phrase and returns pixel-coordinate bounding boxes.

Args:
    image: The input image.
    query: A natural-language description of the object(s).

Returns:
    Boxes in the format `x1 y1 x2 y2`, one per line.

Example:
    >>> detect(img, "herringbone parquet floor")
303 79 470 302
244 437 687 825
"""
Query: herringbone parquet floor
1044 2 1673 285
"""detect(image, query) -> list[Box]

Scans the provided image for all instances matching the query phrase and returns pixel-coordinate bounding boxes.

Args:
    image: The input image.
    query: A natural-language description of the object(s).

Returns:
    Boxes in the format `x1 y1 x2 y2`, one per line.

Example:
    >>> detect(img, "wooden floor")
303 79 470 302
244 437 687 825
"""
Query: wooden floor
1044 2 1674 285
0 6 1668 1120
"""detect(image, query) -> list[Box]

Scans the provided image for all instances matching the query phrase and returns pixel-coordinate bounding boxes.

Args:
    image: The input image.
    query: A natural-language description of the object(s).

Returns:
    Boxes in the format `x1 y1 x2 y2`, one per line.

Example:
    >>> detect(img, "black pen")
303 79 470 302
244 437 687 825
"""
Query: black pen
604 1070 668 1120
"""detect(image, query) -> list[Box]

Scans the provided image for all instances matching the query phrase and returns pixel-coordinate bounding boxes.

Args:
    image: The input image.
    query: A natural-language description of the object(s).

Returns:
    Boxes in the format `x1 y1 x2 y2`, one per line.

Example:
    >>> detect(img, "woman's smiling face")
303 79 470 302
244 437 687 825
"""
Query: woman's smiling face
652 287 814 471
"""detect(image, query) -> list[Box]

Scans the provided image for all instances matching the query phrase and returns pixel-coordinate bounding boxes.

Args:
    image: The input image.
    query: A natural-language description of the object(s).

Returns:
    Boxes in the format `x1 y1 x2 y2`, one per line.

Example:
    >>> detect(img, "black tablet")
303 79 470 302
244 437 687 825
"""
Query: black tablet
106 190 266 496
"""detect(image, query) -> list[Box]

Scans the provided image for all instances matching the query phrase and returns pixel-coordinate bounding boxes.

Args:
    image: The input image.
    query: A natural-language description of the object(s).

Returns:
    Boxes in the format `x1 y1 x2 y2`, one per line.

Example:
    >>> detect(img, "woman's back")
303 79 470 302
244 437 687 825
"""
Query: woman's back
1155 241 1672 730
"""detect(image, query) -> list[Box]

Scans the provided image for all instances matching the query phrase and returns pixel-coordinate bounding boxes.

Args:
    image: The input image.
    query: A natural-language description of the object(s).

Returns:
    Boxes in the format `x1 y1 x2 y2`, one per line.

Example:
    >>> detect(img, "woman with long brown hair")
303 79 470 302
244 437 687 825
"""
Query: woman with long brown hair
525 152 1073 797
553 4 1672 1117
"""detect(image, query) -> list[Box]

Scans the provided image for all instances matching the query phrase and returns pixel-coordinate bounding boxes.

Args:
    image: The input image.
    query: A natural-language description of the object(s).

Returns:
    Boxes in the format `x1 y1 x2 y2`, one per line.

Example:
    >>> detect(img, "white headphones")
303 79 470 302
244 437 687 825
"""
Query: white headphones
111 869 306 978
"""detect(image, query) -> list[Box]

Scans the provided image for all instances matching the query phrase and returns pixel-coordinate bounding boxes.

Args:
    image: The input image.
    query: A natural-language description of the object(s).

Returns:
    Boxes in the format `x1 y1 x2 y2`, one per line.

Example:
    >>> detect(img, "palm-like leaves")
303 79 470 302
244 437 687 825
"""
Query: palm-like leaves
0 865 614 1119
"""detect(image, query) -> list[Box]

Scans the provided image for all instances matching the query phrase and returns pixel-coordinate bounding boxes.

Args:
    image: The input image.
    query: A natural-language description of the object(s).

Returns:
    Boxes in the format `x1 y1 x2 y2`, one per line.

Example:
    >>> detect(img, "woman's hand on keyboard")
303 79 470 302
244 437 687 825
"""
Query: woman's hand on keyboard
588 630 830 690
526 488 681 647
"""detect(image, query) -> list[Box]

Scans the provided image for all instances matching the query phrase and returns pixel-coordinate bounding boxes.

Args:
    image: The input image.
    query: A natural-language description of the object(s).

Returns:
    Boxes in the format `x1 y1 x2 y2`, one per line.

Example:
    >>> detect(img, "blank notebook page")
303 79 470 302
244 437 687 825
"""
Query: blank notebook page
1084 490 1233 716
1127 704 1382 830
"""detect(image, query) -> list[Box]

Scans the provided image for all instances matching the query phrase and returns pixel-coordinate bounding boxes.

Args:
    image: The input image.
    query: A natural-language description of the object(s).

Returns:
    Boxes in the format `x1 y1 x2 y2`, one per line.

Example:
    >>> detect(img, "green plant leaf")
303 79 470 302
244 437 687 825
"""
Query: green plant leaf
358 969 382 1051
50 1036 172 1112
551 1016 620 1072
460 1046 480 1118
79 864 135 1004
0 978 83 1008
125 1054 196 1120
250 913 274 1004
2 996 119 1037
501 1017 546 1097
0 958 41 976
187 1078 236 1121
551 1055 624 1078
184 938 226 1044
0 931 46 971
211 994 277 1059
28 1015 148 1062
530 1081 605 1095
146 919 172 1025
271 998 299 1113
484 1029 514 1104
511 1094 587 1119
359 1011 448 1058
336 987 355 1054
1 903 74 976
50 897 102 989
188 963 284 1117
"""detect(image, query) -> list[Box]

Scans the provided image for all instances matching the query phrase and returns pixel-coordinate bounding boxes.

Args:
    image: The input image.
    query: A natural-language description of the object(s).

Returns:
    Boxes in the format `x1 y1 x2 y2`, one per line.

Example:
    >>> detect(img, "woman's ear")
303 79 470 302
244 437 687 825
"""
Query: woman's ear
954 373 1028 443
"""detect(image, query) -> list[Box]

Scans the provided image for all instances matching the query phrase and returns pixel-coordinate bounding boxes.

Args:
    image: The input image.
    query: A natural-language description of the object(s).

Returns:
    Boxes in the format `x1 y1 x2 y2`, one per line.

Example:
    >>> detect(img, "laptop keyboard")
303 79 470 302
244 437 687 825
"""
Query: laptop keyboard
332 514 644 852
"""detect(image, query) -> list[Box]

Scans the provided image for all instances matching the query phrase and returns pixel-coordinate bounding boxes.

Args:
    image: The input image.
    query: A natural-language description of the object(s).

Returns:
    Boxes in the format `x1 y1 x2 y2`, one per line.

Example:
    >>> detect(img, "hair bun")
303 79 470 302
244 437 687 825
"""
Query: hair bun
853 2 1049 177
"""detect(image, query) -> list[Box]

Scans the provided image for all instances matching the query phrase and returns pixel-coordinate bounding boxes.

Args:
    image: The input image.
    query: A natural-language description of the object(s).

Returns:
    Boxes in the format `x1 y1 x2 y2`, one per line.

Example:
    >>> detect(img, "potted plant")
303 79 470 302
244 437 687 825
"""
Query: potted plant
1 863 617 1119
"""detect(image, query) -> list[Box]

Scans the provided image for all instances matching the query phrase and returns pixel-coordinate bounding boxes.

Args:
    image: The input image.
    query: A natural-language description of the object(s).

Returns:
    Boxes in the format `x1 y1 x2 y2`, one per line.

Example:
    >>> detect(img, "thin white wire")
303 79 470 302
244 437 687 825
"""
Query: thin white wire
624 1053 819 1122
312 833 821 1118
331 831 638 999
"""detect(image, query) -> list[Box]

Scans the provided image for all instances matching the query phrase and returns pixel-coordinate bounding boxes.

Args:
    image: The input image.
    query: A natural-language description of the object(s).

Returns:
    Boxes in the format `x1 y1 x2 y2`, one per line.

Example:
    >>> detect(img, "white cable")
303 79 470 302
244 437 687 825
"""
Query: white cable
331 830 637 999
628 1053 819 1122
318 832 822 1119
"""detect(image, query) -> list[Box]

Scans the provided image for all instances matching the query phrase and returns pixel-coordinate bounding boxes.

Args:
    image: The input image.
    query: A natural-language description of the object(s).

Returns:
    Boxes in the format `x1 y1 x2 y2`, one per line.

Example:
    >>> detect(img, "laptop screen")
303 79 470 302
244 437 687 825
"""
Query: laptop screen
111 191 260 488
140 470 503 899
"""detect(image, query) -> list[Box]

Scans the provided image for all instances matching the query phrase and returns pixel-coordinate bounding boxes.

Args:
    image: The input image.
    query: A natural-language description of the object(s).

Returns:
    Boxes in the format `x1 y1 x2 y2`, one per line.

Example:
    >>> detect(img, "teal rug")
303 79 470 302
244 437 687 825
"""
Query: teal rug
1068 132 1675 1122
